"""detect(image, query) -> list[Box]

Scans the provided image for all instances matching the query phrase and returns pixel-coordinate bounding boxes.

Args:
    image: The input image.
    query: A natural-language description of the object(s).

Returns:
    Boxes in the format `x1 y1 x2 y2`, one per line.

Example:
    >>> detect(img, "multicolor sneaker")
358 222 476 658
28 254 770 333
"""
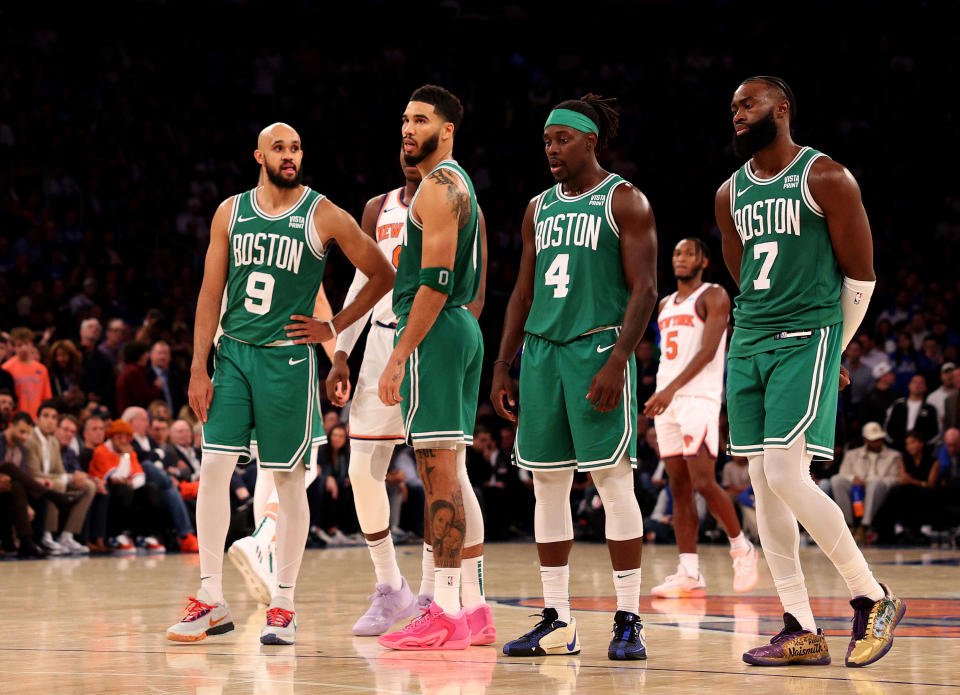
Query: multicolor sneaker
651 566 707 598
260 596 297 645
377 602 470 650
608 610 647 660
503 608 580 656
166 588 235 642
352 577 419 636
140 536 167 554
731 544 759 594
845 584 906 667
110 534 136 555
465 603 497 645
742 613 831 666
228 535 274 605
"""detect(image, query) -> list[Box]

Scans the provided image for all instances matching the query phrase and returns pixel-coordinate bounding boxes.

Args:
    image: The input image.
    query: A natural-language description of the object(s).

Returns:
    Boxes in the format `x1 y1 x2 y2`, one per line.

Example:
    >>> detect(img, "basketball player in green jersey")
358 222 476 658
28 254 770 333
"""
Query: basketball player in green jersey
376 85 486 651
167 122 394 645
716 77 904 667
492 95 658 660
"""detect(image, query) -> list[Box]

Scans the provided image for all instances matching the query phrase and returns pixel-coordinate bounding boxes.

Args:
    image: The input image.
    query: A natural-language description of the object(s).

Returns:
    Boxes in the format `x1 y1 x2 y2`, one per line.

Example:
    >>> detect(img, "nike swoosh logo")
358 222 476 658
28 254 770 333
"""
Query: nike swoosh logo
597 344 616 353
288 357 307 366
736 185 753 197
382 207 397 213
237 215 256 222
209 616 226 627
541 200 560 209
567 630 577 651
616 572 635 579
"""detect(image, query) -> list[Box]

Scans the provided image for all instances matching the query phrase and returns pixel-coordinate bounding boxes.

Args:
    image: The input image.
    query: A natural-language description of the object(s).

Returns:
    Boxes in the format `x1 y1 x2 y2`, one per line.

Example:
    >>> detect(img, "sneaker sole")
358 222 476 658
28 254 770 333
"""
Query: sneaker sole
260 632 295 645
743 653 831 666
845 600 907 668
166 621 235 642
470 626 497 646
228 543 272 605
733 571 759 594
504 644 581 656
651 587 707 598
608 649 647 661
378 636 471 651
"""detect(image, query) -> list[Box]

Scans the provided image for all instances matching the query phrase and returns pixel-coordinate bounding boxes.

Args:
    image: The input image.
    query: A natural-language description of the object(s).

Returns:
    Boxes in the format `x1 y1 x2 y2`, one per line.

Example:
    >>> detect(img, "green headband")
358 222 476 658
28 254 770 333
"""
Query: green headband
544 108 599 135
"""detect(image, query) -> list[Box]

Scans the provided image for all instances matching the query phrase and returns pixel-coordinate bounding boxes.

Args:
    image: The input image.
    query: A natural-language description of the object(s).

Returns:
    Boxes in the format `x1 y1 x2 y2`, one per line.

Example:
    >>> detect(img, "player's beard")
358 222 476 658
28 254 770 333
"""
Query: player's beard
403 131 439 166
265 161 302 189
674 270 700 282
732 110 778 159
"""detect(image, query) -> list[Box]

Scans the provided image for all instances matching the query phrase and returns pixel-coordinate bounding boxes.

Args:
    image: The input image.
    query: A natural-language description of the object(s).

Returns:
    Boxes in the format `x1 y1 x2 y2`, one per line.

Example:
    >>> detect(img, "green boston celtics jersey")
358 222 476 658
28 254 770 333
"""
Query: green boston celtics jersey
728 146 843 357
220 186 328 346
524 173 629 343
393 160 482 318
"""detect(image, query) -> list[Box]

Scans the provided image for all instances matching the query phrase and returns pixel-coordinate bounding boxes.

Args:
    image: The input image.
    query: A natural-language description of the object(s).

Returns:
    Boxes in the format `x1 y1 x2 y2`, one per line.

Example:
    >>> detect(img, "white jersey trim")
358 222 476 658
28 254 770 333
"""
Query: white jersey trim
743 146 811 185
249 185 312 220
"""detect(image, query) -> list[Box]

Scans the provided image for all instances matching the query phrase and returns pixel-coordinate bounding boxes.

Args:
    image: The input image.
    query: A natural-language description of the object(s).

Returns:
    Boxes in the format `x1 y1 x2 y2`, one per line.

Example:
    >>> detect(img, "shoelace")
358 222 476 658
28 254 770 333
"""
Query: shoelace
265 607 295 627
732 553 752 571
612 620 640 643
516 612 558 641
401 609 435 633
183 597 214 622
851 607 871 641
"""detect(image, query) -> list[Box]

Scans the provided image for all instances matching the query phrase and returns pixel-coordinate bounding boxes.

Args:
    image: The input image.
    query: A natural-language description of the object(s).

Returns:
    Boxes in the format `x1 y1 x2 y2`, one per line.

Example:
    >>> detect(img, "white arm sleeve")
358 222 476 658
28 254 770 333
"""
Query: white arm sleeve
334 266 374 357
840 276 876 350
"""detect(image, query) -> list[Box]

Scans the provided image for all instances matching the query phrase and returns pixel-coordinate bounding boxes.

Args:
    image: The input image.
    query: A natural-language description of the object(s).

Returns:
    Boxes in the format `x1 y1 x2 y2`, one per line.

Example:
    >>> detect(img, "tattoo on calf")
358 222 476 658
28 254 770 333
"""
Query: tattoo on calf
430 491 465 565
416 448 438 496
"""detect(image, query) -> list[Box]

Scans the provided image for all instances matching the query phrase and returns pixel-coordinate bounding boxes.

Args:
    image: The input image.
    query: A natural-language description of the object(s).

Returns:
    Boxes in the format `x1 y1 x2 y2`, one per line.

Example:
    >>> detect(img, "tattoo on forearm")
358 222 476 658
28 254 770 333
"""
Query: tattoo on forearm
427 168 470 226
429 491 465 565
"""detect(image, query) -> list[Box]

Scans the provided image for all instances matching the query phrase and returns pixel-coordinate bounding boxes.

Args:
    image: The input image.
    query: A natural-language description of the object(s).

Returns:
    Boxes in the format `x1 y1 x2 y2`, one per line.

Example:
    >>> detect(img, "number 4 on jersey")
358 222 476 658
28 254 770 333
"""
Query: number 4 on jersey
545 253 570 298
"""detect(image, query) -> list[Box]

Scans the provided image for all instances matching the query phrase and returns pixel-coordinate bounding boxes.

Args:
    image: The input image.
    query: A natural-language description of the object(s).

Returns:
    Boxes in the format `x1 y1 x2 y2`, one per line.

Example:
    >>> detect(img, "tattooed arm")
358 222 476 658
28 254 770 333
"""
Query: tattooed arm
379 168 471 405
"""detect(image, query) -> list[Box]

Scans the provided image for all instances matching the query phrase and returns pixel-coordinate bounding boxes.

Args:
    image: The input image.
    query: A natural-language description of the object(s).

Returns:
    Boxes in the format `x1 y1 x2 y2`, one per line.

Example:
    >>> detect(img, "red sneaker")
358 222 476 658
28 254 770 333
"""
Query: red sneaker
180 533 199 553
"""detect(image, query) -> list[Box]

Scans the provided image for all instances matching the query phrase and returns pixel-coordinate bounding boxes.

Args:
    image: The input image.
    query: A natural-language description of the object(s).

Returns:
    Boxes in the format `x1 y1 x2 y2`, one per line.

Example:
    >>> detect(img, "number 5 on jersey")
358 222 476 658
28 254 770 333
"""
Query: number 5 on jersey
545 253 570 298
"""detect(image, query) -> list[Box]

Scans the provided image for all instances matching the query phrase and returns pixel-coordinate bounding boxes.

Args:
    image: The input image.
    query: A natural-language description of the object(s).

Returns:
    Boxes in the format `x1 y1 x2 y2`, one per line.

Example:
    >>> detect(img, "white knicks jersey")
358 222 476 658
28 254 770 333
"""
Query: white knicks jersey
655 282 726 403
370 187 408 326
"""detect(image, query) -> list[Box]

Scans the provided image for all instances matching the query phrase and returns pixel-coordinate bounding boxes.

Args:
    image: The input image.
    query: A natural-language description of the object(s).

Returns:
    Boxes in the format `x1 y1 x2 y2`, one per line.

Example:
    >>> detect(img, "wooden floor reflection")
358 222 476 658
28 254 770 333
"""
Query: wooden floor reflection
2 543 958 693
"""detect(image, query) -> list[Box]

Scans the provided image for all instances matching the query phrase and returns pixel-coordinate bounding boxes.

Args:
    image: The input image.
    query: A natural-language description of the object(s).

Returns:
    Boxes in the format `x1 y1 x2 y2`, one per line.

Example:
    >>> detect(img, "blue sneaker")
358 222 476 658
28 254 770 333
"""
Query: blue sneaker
503 608 580 656
608 610 646 660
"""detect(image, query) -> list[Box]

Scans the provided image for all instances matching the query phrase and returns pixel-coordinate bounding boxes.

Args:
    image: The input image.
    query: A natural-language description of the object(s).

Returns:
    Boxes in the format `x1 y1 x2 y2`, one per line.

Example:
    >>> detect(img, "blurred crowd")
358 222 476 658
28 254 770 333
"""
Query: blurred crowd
2 4 958 557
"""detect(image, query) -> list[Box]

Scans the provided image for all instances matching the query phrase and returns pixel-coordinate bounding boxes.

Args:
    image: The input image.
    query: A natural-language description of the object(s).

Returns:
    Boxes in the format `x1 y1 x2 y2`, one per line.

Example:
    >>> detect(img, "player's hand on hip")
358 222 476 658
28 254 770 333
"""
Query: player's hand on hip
643 388 675 418
378 356 405 406
326 355 352 406
285 314 333 344
586 360 625 413
188 370 214 424
839 365 851 391
491 363 518 422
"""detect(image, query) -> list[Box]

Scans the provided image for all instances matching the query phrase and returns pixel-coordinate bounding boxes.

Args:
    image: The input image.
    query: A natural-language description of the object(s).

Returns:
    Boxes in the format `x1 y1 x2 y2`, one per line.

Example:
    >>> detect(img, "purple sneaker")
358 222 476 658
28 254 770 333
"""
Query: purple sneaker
352 577 419 636
743 613 831 666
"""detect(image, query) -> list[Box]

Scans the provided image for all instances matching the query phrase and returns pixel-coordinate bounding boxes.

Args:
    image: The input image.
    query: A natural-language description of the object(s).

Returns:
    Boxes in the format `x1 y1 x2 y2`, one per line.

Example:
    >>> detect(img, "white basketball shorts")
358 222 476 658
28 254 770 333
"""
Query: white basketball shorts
654 395 720 459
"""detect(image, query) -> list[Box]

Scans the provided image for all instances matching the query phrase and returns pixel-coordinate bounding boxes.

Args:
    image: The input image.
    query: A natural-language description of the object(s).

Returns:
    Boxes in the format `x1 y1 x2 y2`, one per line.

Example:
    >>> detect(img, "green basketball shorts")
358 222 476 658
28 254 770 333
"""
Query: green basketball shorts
398 306 483 446
726 323 841 461
514 328 638 471
202 336 322 470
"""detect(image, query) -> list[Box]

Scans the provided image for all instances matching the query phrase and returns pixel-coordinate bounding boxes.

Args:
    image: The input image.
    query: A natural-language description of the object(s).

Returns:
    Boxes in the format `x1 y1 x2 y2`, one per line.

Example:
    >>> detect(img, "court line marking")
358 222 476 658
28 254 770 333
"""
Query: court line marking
1 648 957 689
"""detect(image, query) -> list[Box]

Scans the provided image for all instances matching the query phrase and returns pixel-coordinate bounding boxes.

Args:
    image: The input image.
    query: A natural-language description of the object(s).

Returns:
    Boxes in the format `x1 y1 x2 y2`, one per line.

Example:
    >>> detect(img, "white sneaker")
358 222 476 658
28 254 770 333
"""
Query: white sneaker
228 535 275 604
166 587 235 642
41 531 68 556
57 532 90 555
140 536 167 554
651 565 707 598
328 529 351 546
731 544 759 593
260 596 297 645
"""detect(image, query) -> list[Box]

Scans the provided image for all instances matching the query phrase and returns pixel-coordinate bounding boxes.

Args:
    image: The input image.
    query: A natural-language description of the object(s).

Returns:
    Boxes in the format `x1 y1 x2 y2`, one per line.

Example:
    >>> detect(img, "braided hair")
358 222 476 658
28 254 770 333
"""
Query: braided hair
552 93 620 151
742 75 797 122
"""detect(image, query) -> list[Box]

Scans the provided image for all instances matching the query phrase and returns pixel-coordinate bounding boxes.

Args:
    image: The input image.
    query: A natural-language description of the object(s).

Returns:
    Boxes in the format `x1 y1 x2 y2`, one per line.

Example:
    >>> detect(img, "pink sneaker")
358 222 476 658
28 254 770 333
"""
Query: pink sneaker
731 545 759 594
651 566 707 598
377 602 470 651
465 603 496 645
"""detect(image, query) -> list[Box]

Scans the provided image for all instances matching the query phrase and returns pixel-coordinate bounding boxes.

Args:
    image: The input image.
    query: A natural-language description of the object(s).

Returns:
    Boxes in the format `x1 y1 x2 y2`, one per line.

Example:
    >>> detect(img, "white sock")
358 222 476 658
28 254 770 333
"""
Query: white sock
433 568 461 614
613 568 642 615
679 552 699 579
729 532 751 553
776 574 817 632
367 535 402 591
59 531 75 543
461 556 486 609
420 544 435 598
540 565 571 624
198 452 239 605
836 556 885 601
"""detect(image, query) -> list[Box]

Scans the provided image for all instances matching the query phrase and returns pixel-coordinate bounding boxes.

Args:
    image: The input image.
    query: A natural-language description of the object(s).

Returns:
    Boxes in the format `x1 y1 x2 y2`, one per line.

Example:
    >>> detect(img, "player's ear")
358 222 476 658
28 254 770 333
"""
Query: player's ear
585 132 598 153
254 149 265 165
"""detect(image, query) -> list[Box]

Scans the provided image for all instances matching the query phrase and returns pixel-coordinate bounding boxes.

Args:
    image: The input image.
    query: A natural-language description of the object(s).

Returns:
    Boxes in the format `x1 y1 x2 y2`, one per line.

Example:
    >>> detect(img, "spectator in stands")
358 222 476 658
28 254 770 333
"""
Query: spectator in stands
149 417 170 446
114 341 163 414
78 414 106 471
943 368 960 433
466 425 495 491
148 340 184 414
892 331 918 395
874 319 896 356
877 290 910 329
928 362 956 428
907 314 929 351
148 399 172 423
918 336 945 386
164 419 201 482
0 389 14 427
872 430 939 544
24 400 95 554
862 362 899 427
98 318 126 369
121 406 197 552
78 318 114 406
843 341 875 410
830 422 902 545
310 424 358 544
885 374 939 450
2 327 52 419
933 428 960 534
0 333 14 394
858 332 888 370
322 410 340 436
46 339 85 409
